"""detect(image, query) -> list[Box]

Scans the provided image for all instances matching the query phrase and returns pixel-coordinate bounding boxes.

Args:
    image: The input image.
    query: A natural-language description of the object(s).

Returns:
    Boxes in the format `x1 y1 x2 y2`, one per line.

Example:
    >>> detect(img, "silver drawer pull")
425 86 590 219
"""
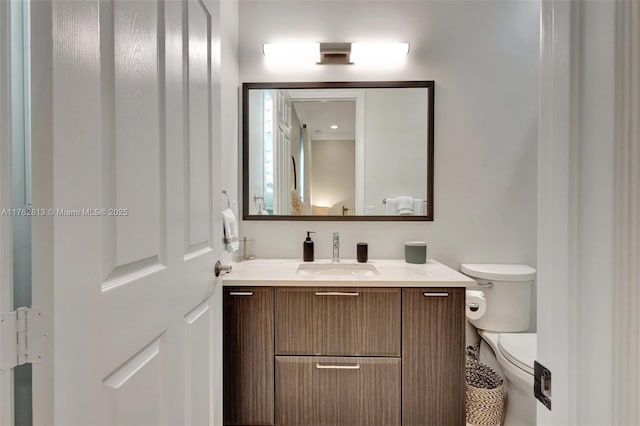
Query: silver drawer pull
315 292 359 297
229 291 253 296
423 292 449 297
315 363 361 370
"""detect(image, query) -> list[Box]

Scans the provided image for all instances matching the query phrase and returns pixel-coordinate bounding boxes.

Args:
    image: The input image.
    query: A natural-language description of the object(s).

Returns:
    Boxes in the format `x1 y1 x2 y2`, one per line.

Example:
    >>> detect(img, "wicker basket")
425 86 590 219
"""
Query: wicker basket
465 358 506 426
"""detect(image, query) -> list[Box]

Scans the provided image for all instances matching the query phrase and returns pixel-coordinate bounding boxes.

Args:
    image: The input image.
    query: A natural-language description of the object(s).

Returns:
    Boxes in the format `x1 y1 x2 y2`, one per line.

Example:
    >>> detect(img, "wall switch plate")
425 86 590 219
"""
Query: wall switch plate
534 360 552 410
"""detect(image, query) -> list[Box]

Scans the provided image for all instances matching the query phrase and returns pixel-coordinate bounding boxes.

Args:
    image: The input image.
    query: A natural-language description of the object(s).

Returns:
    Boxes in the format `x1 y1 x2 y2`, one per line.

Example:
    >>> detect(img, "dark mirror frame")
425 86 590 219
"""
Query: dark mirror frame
242 81 435 221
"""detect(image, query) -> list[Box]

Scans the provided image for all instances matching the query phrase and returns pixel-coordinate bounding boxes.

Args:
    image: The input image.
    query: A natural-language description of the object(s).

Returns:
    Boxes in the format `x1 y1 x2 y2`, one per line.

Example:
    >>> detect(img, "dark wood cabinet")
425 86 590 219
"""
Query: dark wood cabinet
223 286 465 426
275 287 401 356
275 356 401 426
223 287 275 425
402 288 466 426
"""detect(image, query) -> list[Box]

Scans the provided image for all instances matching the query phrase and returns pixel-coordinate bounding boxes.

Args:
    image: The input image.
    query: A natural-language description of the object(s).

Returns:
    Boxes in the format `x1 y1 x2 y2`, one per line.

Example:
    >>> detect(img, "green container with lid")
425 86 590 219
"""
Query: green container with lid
405 241 427 264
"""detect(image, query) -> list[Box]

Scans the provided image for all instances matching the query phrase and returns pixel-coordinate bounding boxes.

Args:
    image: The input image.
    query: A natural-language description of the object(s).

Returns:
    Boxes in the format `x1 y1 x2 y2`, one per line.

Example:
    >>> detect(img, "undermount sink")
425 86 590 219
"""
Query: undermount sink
296 262 379 276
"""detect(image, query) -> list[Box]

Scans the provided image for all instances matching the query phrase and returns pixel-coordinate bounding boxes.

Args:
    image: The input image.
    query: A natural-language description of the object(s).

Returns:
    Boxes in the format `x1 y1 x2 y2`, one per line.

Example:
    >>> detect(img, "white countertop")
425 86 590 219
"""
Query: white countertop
222 258 477 287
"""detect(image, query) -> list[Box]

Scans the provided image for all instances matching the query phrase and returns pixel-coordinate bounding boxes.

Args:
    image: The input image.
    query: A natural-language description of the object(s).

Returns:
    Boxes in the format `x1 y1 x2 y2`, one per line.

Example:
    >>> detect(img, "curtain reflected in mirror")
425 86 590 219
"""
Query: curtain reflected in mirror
243 81 434 221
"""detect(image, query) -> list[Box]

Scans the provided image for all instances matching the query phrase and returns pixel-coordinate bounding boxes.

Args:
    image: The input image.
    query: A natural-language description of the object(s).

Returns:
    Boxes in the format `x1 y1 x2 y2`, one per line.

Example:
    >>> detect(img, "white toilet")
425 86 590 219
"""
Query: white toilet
461 264 537 426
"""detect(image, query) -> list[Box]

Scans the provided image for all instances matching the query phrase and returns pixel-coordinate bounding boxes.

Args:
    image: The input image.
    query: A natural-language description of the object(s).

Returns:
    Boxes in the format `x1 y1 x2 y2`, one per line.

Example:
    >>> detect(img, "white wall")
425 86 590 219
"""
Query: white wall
310 139 355 215
238 0 539 276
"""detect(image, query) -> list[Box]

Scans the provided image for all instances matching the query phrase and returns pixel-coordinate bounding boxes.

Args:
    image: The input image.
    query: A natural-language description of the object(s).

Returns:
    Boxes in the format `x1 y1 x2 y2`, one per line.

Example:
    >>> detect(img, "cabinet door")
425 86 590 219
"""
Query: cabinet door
275 356 401 426
223 287 274 425
402 288 465 426
276 287 401 356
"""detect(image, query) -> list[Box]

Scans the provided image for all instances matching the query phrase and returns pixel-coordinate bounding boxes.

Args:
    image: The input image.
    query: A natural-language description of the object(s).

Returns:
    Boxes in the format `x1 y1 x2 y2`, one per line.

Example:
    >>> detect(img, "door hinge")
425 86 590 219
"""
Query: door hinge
1 307 46 371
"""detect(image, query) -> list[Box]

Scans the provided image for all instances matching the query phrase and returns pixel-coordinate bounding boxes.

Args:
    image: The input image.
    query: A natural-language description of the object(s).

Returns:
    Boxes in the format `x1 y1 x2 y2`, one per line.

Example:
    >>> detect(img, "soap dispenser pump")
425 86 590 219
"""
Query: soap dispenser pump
303 231 315 262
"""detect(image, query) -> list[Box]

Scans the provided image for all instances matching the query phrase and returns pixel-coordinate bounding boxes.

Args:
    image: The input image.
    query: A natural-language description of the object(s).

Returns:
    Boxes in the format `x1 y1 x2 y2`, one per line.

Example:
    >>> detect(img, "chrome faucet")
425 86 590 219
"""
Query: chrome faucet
332 232 340 262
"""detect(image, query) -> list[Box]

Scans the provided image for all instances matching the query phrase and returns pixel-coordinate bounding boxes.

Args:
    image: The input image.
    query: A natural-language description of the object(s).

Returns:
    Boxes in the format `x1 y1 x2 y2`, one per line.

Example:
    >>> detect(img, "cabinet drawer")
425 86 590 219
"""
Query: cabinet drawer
275 356 401 426
275 287 400 356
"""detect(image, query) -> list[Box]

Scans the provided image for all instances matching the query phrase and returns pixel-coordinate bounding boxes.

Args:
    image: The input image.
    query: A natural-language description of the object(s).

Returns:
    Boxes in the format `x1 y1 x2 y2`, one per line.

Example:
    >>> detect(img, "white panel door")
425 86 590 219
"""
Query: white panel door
273 90 291 214
29 0 221 424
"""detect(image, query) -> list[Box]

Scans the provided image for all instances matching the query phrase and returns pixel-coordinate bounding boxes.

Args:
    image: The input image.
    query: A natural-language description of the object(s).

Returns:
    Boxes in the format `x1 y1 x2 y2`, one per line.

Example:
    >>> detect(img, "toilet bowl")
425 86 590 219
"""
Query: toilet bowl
462 264 537 426
479 331 536 426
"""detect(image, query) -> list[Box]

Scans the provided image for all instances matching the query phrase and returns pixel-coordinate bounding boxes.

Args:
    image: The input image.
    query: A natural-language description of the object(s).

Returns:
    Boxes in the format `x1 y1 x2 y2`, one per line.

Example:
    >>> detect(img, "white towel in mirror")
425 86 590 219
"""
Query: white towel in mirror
397 196 413 215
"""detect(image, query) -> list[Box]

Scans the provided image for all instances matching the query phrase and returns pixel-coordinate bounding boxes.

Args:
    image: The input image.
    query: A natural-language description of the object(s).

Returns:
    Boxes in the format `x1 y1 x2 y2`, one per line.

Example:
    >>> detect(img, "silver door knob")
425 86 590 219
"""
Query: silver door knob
214 260 232 277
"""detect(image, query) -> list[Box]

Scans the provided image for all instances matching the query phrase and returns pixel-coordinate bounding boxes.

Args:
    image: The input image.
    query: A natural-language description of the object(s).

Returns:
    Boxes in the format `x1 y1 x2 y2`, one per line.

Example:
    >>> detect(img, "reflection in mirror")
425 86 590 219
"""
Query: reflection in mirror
295 99 356 216
243 82 434 221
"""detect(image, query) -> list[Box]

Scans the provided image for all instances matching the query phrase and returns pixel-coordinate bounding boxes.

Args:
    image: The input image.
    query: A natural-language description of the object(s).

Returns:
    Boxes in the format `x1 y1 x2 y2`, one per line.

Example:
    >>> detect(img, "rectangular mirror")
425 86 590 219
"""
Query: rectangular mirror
242 81 434 221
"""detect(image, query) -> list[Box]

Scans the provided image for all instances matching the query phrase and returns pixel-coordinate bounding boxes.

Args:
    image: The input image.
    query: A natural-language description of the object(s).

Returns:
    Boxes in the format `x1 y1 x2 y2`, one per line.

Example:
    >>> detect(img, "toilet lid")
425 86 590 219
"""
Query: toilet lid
460 264 536 282
498 333 536 376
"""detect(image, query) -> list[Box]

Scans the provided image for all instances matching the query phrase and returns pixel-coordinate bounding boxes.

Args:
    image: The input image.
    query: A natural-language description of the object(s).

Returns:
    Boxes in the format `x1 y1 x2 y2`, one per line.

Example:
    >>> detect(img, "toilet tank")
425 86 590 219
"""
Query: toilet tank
461 264 536 332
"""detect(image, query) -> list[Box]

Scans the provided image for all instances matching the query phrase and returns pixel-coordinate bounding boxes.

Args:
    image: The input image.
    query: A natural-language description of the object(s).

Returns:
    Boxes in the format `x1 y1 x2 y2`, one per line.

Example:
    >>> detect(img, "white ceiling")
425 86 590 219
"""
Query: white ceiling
292 100 355 140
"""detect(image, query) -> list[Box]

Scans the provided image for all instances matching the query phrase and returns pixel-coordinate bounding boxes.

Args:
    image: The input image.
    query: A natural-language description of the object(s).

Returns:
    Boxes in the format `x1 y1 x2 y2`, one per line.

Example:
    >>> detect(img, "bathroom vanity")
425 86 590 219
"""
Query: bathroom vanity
222 259 475 426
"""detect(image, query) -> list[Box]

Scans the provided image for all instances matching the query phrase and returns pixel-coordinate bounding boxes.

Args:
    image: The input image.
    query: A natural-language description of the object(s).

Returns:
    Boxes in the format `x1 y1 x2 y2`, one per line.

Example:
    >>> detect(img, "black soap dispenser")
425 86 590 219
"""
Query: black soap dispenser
303 231 315 262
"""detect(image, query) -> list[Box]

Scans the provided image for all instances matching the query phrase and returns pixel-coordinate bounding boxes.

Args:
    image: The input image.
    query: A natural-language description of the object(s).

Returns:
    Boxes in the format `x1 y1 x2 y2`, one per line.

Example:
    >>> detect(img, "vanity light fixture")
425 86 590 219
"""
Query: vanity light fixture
262 42 321 63
350 42 410 65
262 42 409 65
330 125 338 129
